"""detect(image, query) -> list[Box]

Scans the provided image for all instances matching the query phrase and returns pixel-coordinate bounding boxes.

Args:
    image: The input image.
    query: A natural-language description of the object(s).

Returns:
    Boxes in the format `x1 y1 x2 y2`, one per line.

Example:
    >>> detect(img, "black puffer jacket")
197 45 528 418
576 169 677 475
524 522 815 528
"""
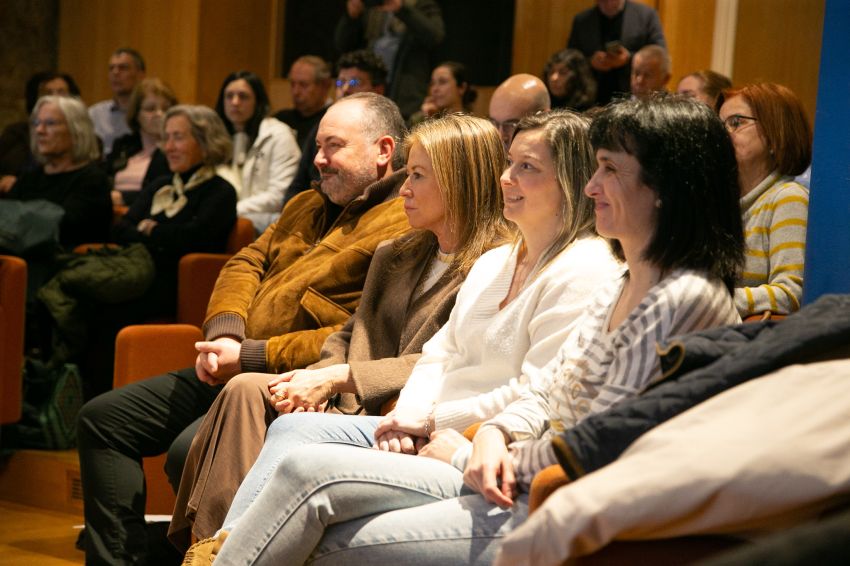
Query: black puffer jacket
553 294 850 479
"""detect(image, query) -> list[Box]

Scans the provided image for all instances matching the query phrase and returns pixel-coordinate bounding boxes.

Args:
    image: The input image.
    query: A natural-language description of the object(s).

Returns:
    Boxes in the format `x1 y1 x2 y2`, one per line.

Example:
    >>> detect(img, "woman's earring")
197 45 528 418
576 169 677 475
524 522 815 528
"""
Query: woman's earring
655 198 662 209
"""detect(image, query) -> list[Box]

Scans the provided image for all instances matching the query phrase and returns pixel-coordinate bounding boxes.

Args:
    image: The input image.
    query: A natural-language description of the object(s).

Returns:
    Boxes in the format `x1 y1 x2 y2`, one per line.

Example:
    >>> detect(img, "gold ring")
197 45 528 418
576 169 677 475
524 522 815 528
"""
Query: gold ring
273 391 287 401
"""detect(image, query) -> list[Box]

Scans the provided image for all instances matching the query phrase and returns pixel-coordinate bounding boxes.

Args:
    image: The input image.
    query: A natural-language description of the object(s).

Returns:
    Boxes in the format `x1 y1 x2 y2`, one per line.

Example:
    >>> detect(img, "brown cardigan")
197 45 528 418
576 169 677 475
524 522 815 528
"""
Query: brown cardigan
202 170 410 373
316 234 464 415
168 233 463 547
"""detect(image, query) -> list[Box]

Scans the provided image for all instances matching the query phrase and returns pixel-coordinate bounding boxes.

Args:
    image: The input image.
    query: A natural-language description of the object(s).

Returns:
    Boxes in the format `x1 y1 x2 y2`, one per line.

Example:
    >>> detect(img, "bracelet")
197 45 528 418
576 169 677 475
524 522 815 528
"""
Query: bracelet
423 404 436 437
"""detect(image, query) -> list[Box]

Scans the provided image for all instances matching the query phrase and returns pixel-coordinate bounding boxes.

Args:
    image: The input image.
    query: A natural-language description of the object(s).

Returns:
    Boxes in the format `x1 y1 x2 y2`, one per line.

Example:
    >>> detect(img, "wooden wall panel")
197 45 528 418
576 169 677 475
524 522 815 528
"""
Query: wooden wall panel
58 0 201 106
512 0 589 75
195 0 275 107
55 0 824 124
657 0 716 87
733 0 824 122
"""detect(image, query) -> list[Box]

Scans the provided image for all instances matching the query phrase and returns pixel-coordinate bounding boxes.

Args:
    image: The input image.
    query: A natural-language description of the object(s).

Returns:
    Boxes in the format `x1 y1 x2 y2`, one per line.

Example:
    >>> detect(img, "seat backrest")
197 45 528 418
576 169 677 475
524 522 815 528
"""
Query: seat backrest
0 256 27 425
226 217 255 254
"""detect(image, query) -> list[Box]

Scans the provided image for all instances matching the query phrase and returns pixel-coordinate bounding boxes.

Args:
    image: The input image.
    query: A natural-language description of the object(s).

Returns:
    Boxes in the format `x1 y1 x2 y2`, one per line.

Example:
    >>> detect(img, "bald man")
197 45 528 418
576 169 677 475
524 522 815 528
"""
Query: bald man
488 74 552 149
631 45 671 99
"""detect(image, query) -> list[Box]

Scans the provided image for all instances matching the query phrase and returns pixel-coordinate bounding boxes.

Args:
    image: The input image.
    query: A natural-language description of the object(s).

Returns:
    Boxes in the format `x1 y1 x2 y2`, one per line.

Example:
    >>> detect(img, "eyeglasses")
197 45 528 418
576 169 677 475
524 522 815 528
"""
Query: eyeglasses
488 117 520 137
30 118 66 129
335 78 363 89
722 114 758 133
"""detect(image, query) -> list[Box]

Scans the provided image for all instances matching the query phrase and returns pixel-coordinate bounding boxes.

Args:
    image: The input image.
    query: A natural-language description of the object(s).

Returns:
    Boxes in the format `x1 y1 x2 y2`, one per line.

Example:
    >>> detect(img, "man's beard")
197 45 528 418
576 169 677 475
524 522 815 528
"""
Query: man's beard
319 164 377 206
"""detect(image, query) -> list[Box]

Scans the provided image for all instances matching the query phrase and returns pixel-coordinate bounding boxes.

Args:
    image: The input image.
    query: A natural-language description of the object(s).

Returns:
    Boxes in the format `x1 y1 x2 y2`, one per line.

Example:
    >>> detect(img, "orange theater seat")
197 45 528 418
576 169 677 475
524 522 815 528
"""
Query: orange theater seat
0 256 26 425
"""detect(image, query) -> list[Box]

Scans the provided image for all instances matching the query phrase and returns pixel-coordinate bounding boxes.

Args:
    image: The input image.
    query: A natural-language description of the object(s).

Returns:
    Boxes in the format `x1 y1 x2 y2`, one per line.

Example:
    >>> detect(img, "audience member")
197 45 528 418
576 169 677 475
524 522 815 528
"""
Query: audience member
284 50 388 205
273 56 332 151
168 113 511 548
676 69 732 109
188 108 622 564
73 105 237 398
88 48 146 155
409 61 477 126
111 105 237 318
630 45 671 99
488 74 551 149
543 48 597 111
215 71 301 233
4 95 111 251
75 92 410 565
211 97 744 566
0 71 81 193
104 78 176 206
718 83 811 317
335 0 445 119
568 0 666 104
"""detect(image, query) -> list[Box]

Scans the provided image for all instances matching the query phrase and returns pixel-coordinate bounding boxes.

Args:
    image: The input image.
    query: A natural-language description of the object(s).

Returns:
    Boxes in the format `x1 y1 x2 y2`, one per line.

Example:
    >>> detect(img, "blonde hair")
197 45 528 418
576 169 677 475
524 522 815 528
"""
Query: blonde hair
511 109 597 270
402 113 513 275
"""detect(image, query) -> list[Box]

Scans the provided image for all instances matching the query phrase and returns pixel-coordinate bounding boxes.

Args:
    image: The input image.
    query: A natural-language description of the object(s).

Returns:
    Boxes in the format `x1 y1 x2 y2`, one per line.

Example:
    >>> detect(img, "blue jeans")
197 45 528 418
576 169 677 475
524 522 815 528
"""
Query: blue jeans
221 412 381 530
215 443 528 565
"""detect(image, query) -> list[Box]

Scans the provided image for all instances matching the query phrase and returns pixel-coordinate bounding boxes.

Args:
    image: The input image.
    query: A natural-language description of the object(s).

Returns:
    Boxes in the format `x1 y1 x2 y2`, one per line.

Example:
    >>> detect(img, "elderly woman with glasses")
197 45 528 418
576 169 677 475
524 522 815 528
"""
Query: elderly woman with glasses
718 83 811 318
4 95 111 251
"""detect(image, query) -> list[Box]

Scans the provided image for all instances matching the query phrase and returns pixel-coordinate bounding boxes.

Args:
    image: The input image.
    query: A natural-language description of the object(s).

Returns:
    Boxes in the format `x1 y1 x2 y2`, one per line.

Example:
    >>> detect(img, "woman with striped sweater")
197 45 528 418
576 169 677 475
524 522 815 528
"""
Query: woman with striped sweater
718 82 812 318
206 98 744 566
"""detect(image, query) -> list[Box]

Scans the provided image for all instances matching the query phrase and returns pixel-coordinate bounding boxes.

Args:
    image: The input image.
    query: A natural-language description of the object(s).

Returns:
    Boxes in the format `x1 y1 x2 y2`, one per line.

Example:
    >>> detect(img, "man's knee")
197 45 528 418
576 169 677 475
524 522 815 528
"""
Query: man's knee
76 390 123 448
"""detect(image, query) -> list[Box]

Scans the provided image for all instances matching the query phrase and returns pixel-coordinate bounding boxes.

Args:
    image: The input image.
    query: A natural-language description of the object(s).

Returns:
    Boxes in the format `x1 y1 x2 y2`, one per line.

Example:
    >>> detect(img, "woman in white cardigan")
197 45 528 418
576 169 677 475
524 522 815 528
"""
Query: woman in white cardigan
215 71 301 234
203 99 746 566
183 109 622 563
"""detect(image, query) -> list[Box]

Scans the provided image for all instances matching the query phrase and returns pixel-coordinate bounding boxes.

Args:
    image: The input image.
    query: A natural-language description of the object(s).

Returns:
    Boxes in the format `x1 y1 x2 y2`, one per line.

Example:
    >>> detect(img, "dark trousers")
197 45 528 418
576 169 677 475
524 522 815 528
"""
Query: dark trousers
77 367 221 565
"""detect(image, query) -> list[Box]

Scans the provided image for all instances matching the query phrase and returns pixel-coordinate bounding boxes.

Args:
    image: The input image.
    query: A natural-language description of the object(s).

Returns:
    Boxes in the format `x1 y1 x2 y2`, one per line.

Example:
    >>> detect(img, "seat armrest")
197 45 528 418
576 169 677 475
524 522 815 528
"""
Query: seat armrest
113 324 203 388
177 253 231 327
529 465 570 513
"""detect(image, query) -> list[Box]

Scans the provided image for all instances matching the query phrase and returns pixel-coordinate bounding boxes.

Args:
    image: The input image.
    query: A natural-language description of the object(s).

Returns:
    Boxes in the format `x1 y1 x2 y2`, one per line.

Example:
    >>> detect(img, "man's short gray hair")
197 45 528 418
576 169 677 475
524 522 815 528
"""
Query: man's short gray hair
336 93 408 167
636 45 671 76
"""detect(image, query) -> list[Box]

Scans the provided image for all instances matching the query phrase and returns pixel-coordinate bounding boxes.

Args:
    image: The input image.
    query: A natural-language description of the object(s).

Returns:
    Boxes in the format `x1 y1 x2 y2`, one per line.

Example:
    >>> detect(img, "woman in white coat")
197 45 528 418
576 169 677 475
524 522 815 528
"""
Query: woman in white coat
215 71 301 234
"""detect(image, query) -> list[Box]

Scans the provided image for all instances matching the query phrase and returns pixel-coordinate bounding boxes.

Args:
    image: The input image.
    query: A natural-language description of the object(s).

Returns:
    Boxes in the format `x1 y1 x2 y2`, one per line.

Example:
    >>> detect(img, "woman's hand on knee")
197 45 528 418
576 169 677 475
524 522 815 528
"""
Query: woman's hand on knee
418 429 470 464
464 427 515 507
374 430 419 454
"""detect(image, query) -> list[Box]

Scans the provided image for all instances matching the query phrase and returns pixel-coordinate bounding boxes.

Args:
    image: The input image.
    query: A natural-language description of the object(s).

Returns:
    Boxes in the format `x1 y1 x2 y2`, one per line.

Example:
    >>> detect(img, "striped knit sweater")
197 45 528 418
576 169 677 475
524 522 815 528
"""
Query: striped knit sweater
475 269 740 489
736 172 808 317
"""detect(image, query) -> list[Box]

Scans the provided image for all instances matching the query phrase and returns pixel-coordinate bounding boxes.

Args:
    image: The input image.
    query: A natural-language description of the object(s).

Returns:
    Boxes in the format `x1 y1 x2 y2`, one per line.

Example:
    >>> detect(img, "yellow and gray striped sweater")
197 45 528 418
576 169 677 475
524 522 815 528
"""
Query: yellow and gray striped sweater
736 172 808 317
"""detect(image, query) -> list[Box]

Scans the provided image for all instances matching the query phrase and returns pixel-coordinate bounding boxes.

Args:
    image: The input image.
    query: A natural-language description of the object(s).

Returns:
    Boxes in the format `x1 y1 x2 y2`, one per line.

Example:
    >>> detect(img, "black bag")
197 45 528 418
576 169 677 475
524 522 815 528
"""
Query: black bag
1 358 83 450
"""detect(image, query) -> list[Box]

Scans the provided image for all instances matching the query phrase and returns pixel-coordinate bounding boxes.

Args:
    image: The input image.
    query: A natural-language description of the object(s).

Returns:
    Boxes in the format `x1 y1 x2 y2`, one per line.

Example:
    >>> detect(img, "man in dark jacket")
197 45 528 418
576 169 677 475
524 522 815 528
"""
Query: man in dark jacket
568 0 666 104
336 0 445 119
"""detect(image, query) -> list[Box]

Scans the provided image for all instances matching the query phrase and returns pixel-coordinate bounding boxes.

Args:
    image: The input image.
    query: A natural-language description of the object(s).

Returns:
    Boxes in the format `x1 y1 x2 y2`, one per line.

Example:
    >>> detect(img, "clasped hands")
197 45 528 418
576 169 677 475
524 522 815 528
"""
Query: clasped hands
267 364 349 413
374 408 517 507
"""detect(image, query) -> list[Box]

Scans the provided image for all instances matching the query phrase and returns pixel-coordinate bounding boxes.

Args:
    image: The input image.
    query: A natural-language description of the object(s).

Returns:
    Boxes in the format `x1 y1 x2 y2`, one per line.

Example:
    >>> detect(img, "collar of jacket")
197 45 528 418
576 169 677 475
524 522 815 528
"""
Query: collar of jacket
310 168 407 216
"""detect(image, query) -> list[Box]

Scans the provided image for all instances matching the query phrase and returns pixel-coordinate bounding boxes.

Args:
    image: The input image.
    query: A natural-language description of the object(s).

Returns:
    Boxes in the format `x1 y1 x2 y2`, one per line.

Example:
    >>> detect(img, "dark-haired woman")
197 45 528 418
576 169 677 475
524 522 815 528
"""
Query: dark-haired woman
209 97 744 566
543 48 597 112
718 83 811 318
409 61 477 126
215 71 301 234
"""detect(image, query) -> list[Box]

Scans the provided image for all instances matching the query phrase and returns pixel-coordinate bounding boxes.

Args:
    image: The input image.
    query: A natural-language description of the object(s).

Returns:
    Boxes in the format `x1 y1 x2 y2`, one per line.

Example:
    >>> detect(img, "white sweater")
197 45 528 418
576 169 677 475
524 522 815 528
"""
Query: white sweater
478 269 741 488
218 117 301 234
394 236 623 433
